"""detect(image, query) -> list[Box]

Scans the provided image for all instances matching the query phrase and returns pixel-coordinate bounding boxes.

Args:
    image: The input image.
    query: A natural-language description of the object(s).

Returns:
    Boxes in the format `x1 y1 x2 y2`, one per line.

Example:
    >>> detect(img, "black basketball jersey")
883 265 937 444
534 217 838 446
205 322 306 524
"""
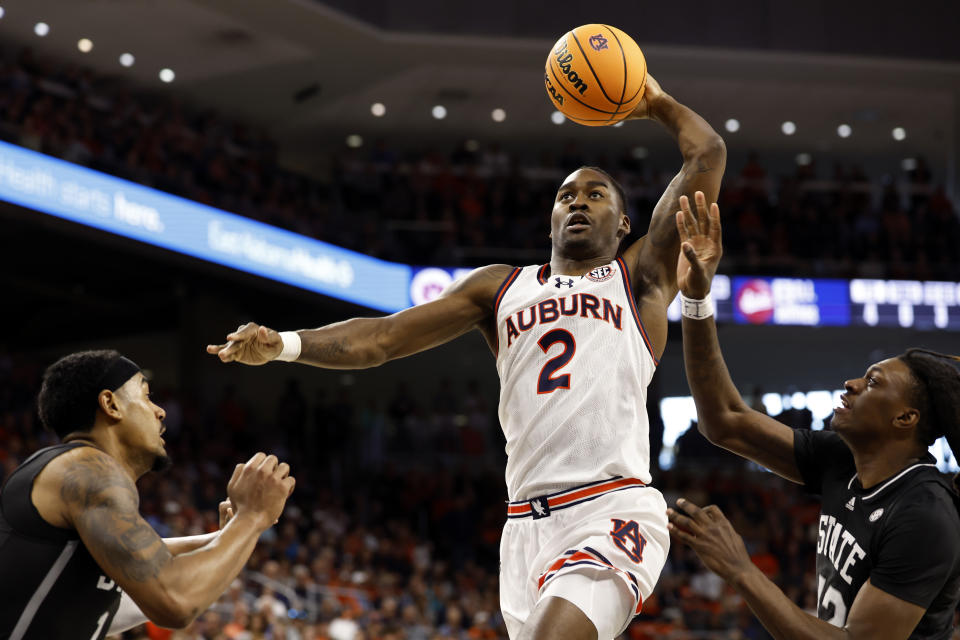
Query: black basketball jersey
794 429 960 639
0 443 122 640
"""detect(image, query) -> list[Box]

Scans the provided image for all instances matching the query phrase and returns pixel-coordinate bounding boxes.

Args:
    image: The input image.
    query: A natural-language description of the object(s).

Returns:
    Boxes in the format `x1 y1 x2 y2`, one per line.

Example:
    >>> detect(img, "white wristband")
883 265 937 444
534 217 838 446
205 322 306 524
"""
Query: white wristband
276 331 302 362
680 292 714 320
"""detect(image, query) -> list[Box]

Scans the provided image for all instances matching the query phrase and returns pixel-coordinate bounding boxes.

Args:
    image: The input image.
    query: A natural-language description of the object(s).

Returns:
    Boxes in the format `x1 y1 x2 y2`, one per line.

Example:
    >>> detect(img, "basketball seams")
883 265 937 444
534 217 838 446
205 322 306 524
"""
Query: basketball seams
546 60 622 117
570 31 621 109
604 25 646 107
602 25 629 124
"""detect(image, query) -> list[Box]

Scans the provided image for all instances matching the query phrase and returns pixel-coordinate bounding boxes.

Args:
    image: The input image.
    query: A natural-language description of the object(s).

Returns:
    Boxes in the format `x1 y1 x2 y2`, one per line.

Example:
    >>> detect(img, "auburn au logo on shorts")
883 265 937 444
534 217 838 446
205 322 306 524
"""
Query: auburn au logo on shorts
586 265 615 282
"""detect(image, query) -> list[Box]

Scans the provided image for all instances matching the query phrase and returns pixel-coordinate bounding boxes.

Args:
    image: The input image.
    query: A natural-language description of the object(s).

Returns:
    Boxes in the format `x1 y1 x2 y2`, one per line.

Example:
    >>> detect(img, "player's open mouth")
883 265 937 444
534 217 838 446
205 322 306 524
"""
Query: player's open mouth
566 214 591 232
835 395 851 413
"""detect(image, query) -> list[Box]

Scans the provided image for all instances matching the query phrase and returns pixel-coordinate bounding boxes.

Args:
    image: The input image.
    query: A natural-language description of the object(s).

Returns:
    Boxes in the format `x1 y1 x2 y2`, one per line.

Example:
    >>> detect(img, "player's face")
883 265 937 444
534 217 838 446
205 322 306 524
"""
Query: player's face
116 374 170 472
833 358 916 439
550 169 628 257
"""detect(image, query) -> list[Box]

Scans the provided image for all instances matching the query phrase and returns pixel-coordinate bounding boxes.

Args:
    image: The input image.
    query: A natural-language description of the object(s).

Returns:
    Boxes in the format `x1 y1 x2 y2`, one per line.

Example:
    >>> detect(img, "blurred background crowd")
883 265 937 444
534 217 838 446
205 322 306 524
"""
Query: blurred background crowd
0 349 880 640
1 44 957 279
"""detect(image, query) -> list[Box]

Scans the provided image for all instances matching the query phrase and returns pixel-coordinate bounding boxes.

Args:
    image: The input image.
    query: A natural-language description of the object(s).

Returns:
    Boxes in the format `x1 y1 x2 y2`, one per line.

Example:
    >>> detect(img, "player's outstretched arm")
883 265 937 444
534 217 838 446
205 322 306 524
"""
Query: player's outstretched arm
61 449 294 628
622 75 727 302
206 264 512 369
676 193 800 483
667 500 927 640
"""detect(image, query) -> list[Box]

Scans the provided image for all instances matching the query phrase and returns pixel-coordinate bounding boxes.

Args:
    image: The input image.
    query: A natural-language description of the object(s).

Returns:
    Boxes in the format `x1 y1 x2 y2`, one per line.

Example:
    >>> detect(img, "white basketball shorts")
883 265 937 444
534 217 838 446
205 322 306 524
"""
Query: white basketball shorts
499 478 669 639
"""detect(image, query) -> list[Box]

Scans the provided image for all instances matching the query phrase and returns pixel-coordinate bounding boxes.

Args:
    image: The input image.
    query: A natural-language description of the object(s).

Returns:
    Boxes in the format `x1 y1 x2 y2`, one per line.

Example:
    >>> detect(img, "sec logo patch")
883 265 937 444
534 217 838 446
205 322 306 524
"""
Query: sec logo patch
586 265 615 282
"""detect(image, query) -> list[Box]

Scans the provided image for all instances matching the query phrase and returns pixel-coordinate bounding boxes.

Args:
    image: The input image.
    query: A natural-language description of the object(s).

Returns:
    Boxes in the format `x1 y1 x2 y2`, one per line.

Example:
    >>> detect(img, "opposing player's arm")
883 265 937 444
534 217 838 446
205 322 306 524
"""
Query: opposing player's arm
61 449 287 628
669 501 926 640
621 76 726 300
676 192 800 482
207 264 513 368
728 559 923 640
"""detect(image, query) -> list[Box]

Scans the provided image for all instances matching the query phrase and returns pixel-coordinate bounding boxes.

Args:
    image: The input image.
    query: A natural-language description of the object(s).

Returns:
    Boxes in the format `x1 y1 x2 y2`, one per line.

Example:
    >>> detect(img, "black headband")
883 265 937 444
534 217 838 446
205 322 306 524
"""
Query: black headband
97 356 142 392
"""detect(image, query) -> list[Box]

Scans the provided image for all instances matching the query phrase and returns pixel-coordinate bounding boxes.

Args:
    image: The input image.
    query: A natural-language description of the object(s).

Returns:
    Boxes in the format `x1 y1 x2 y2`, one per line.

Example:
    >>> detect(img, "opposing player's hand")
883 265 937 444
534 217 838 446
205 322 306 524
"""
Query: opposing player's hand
226 452 296 530
667 498 754 584
218 498 235 529
627 74 665 120
206 322 282 366
675 191 722 299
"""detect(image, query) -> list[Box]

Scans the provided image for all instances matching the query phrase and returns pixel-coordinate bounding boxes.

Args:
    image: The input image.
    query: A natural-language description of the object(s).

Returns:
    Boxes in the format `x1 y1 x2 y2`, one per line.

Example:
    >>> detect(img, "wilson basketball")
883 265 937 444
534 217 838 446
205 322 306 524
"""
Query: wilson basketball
544 24 647 126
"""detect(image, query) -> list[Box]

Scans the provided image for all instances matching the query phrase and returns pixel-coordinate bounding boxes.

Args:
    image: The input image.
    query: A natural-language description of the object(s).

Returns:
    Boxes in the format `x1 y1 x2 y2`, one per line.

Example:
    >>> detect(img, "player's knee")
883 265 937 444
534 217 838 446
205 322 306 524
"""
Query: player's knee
517 596 598 640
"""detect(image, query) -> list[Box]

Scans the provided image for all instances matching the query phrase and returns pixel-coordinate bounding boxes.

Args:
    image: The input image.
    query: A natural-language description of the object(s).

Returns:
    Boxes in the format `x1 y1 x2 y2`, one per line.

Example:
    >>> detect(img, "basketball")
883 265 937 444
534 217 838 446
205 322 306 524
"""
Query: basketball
544 24 647 126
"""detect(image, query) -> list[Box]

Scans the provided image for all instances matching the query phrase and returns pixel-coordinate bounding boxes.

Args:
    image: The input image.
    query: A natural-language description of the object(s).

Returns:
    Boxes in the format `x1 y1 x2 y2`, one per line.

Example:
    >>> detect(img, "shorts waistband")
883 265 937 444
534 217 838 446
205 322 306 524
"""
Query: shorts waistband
506 477 646 520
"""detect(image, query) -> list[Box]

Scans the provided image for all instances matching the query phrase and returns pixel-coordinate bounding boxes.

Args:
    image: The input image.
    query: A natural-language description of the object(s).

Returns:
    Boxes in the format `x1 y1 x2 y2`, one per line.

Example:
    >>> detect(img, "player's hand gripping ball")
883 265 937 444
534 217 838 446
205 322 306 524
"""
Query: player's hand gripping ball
544 24 647 126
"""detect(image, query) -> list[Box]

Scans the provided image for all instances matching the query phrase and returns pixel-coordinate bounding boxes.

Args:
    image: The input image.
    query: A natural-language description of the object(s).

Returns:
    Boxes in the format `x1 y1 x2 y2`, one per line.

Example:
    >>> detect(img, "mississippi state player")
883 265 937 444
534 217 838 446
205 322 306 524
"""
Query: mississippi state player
207 75 725 640
667 192 960 640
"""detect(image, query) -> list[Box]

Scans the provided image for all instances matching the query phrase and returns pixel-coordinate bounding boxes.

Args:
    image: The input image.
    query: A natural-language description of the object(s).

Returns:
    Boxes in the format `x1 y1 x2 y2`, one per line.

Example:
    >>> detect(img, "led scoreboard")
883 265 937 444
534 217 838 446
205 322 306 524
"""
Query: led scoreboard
851 279 960 330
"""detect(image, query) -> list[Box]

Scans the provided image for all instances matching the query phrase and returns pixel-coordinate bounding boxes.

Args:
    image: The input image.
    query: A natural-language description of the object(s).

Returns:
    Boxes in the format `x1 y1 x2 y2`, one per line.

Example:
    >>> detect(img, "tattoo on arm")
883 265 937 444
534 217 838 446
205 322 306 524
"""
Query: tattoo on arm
62 454 172 583
301 337 348 362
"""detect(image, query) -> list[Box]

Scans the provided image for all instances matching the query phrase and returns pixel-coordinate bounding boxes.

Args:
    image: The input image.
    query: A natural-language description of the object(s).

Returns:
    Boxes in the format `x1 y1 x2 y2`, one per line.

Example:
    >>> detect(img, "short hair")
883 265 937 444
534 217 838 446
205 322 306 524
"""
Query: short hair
898 348 960 489
38 349 128 439
577 166 627 214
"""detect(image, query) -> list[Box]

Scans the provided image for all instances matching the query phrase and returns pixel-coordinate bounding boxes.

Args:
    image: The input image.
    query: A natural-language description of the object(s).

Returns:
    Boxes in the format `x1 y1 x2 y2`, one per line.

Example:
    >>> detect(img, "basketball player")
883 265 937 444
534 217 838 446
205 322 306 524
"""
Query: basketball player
0 350 296 639
666 193 960 638
207 75 726 640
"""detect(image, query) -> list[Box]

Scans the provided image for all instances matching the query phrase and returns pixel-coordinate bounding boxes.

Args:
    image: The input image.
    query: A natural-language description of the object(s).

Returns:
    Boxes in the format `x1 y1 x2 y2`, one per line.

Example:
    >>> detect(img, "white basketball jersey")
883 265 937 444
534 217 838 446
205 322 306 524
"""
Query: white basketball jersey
495 257 658 501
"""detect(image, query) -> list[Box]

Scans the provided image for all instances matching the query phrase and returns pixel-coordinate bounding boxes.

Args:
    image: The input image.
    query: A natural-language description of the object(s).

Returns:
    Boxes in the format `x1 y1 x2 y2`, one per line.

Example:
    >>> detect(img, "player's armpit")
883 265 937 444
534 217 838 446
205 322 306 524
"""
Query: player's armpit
842 579 927 640
298 264 514 368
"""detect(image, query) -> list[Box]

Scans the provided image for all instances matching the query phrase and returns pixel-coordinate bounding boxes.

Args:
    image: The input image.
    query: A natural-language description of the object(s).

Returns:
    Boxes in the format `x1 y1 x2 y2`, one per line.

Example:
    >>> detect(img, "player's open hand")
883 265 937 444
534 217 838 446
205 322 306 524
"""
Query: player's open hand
627 74 665 120
667 498 754 584
206 322 282 365
675 191 722 299
226 452 296 531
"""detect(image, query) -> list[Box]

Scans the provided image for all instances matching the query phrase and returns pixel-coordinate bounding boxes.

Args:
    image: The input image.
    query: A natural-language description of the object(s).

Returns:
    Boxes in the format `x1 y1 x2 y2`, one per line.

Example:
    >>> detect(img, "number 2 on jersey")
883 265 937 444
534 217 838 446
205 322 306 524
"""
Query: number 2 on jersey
537 329 576 394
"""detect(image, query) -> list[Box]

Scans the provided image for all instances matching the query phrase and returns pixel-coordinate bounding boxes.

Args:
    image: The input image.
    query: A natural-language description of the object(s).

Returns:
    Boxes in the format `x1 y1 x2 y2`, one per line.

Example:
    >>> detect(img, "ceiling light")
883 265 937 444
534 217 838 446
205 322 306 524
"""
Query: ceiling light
0 7 6 19
795 153 812 166
892 127 906 141
370 102 386 117
902 157 917 171
431 105 447 120
119 53 135 67
159 68 175 83
34 22 49 37
781 121 796 135
346 134 363 148
550 111 565 125
77 38 93 53
837 124 852 138
491 108 506 123
724 118 740 133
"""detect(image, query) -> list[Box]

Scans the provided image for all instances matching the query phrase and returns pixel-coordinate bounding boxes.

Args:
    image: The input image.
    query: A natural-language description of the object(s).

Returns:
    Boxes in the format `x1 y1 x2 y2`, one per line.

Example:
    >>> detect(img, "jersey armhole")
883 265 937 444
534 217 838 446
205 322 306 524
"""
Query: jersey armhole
615 257 659 366
493 267 523 356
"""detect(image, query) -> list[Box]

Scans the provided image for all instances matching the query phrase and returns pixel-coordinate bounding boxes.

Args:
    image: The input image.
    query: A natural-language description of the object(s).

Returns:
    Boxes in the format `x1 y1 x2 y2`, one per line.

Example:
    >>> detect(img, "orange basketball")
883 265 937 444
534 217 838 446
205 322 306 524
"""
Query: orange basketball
544 24 647 126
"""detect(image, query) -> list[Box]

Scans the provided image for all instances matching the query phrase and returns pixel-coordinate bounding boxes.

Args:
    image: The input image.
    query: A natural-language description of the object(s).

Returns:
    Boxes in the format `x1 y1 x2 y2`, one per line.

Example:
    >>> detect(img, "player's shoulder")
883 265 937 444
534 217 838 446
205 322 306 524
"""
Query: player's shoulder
447 264 518 300
49 446 138 508
891 471 960 519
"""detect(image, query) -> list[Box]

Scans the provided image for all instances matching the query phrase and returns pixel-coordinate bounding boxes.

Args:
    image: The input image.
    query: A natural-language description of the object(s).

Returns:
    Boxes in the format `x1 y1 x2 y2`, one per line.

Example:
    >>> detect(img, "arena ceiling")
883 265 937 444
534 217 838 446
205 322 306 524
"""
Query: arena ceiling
1 0 958 172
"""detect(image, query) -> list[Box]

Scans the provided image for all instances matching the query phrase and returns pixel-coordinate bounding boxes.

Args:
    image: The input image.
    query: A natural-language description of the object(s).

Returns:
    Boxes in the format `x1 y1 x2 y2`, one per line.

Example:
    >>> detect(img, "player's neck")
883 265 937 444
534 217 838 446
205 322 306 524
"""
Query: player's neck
549 254 616 277
850 445 927 490
65 428 144 481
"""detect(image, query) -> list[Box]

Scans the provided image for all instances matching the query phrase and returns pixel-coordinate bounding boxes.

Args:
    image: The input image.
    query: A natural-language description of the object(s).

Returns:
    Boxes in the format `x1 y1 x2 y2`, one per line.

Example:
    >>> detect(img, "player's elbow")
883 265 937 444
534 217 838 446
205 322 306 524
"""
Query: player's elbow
686 135 726 165
142 592 199 629
696 406 745 445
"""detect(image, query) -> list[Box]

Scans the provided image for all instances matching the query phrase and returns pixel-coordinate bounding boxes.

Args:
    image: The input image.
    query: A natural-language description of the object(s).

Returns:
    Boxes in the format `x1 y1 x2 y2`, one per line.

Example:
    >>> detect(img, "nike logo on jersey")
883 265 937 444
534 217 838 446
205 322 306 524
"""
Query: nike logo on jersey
504 294 623 348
